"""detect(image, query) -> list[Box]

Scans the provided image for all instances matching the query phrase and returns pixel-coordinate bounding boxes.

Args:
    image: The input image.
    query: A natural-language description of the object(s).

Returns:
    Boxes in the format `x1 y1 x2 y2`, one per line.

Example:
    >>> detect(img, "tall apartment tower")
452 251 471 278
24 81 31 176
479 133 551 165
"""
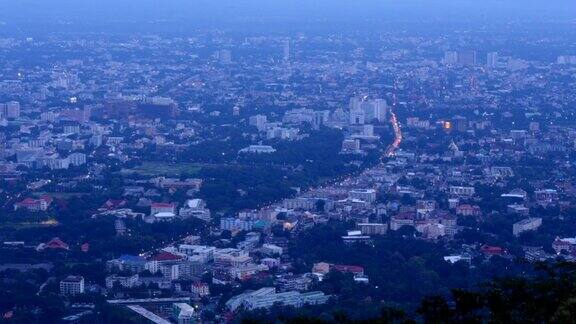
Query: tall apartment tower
443 51 458 65
458 51 477 66
0 101 20 119
283 39 290 62
487 52 499 69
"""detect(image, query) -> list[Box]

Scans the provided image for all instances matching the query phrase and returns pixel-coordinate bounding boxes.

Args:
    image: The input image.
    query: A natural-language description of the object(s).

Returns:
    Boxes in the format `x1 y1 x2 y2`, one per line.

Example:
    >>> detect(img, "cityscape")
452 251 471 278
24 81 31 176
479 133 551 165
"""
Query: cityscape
1 0 576 323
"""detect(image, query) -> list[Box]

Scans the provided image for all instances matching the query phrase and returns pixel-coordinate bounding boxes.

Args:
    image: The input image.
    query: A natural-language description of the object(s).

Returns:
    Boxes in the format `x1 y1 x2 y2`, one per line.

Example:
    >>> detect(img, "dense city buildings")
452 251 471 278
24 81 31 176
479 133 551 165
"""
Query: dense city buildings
0 0 576 322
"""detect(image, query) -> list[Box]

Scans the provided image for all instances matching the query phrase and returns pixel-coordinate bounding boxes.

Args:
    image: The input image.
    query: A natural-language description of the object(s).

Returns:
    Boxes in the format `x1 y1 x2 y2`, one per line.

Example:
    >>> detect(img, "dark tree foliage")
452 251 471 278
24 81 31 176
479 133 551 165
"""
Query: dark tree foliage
238 262 576 323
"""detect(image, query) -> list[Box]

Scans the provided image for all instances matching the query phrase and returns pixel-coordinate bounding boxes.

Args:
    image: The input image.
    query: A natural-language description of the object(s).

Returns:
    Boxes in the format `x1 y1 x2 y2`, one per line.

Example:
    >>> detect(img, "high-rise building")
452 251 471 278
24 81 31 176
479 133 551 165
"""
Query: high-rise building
557 55 576 64
452 116 468 132
249 115 268 131
90 134 103 147
349 97 387 123
458 51 477 66
349 109 365 125
373 99 388 121
0 101 21 119
218 50 232 64
487 52 498 69
283 39 290 62
443 51 458 65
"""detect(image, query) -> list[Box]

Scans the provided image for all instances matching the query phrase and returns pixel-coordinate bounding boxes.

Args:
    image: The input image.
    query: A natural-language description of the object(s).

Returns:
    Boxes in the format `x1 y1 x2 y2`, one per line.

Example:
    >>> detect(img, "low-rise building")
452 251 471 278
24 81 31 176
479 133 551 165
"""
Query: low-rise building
172 303 195 324
357 223 387 235
239 145 276 154
14 196 53 212
60 275 85 295
150 202 176 216
226 287 329 312
449 186 475 197
349 189 377 203
513 218 542 236
191 282 210 297
105 274 139 289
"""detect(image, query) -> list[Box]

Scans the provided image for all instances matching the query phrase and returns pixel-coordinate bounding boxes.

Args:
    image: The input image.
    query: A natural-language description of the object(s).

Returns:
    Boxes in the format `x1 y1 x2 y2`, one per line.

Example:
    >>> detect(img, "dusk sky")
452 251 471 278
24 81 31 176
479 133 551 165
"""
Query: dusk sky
1 0 575 24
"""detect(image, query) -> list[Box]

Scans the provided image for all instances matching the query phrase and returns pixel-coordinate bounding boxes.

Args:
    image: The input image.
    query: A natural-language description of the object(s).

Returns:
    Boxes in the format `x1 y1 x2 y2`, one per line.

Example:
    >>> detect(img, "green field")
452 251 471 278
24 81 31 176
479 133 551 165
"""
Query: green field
120 162 203 177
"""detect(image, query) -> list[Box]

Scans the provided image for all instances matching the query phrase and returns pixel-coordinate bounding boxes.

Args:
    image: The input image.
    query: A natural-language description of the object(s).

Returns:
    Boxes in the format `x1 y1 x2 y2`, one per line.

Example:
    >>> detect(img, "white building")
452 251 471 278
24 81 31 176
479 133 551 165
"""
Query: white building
226 287 330 312
239 145 276 154
220 218 255 232
357 223 387 235
449 186 475 197
68 152 87 166
0 101 20 119
153 212 177 222
191 282 210 297
261 244 283 256
349 97 387 123
487 52 499 69
443 51 458 65
178 245 216 263
179 199 211 222
349 189 377 203
151 203 176 216
341 139 361 153
60 275 85 295
513 218 542 236
249 115 268 131
105 274 139 289
283 198 317 211
282 108 316 124
172 303 195 324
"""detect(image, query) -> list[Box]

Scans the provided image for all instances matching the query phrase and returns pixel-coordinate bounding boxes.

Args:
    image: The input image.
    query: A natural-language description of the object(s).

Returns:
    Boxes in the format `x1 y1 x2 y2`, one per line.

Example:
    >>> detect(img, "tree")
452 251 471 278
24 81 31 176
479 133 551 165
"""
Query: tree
418 296 452 323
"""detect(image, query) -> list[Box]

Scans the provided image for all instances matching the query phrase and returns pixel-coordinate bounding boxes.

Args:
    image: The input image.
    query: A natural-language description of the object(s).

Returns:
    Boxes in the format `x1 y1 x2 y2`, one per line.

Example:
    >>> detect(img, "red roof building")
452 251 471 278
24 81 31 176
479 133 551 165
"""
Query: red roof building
44 237 69 250
14 196 53 212
101 199 127 211
150 202 176 216
480 245 506 256
149 251 183 262
456 204 482 217
331 264 365 275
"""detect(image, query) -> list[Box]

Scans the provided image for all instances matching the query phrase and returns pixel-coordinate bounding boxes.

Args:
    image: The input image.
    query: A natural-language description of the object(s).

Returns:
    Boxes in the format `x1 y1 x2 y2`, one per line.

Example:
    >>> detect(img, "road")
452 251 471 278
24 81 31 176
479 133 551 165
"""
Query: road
384 107 402 158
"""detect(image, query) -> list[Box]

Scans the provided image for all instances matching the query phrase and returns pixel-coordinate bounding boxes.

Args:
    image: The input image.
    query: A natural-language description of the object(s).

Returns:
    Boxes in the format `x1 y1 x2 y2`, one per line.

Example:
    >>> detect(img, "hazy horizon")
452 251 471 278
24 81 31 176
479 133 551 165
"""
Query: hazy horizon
1 0 575 26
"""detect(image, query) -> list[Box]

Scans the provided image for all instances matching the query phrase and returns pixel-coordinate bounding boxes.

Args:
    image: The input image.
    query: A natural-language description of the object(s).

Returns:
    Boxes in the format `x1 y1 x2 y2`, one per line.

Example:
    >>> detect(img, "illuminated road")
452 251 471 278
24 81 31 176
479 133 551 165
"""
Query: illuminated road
384 108 402 158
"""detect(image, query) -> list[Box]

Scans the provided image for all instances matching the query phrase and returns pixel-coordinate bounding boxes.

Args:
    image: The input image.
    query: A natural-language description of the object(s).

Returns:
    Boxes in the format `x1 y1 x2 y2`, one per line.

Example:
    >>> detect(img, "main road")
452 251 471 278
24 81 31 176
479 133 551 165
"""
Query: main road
384 107 402 158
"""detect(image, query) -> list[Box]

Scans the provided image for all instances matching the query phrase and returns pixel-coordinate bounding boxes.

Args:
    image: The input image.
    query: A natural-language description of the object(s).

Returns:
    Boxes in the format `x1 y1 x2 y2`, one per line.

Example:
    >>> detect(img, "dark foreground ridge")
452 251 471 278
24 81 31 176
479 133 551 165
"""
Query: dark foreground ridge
238 262 576 323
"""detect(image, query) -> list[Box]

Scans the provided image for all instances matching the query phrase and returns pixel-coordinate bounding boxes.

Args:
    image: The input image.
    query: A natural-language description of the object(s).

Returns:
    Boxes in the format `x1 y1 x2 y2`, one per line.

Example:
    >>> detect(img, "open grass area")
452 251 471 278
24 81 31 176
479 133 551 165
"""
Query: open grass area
120 161 203 177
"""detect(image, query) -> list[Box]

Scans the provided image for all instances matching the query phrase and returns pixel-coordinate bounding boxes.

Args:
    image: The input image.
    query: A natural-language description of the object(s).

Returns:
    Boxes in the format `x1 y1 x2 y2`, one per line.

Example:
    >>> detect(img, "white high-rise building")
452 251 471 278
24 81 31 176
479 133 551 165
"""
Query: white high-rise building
373 99 388 121
283 39 290 62
218 50 232 64
349 97 387 123
487 52 498 69
68 153 87 166
349 109 365 125
90 134 103 147
443 51 458 65
0 101 20 119
249 115 268 131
